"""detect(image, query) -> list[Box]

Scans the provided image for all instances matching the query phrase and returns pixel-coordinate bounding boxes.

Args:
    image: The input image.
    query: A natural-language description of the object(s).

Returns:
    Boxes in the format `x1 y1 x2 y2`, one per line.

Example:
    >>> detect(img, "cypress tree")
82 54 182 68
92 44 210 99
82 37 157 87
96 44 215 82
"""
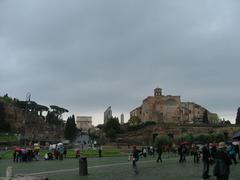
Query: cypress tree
236 107 240 125
0 102 11 132
202 110 209 124
64 115 77 141
103 117 120 139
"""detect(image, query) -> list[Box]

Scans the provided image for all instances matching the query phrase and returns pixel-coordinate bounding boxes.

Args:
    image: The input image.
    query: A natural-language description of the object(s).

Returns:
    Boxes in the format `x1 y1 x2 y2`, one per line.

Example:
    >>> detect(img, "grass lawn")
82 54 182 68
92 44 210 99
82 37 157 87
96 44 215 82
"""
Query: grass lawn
0 135 17 143
1 154 240 180
0 148 129 159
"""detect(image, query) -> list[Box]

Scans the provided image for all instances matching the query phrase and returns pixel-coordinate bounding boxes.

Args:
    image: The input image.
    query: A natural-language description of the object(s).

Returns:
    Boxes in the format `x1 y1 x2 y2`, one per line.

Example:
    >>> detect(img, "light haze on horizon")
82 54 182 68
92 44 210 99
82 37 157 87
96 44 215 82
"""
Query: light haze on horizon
0 0 239 125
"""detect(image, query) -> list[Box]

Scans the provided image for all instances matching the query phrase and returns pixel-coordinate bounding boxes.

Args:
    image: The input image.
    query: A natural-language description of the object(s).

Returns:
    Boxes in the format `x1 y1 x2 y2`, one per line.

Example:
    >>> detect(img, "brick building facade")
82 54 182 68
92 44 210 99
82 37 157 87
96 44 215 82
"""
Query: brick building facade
130 88 218 124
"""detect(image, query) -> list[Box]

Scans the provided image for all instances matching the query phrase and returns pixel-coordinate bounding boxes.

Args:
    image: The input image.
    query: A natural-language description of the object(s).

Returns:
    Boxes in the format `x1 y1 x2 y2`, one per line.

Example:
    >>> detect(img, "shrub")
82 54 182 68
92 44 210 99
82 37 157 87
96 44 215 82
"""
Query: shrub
154 134 172 148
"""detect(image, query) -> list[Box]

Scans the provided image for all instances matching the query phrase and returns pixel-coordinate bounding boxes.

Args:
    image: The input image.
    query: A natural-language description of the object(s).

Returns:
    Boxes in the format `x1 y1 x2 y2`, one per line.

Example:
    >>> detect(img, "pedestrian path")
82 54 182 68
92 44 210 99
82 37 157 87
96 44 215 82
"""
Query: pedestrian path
26 158 166 176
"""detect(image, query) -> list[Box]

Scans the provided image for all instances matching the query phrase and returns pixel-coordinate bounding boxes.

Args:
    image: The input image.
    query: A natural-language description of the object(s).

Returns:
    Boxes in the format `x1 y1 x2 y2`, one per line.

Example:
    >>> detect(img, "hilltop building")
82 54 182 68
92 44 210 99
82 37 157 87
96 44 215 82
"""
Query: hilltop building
104 106 112 124
130 88 218 124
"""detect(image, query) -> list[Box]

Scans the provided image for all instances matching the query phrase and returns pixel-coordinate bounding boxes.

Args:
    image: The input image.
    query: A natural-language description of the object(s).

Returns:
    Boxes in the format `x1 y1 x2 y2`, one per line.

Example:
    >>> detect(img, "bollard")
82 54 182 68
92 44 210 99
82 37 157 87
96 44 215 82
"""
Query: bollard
79 157 88 176
6 166 13 178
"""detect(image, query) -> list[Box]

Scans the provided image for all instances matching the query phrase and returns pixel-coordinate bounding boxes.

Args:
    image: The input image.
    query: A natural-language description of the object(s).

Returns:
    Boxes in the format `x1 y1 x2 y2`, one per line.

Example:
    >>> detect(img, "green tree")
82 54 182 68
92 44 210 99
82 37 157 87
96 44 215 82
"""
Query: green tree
3 94 13 104
212 133 225 142
46 111 57 124
224 120 231 125
88 129 98 142
26 101 39 114
128 116 141 126
194 134 211 143
154 134 172 148
202 110 209 124
46 105 68 125
14 100 28 109
104 117 120 139
64 115 77 141
236 107 240 125
35 104 49 116
50 105 68 119
0 102 11 132
96 124 104 129
182 134 194 142
46 111 63 125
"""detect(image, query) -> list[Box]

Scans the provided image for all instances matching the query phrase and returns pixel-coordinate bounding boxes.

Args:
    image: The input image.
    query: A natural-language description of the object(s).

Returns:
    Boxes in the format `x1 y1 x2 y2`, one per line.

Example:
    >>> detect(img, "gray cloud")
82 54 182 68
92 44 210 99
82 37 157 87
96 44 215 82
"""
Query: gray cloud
0 0 240 124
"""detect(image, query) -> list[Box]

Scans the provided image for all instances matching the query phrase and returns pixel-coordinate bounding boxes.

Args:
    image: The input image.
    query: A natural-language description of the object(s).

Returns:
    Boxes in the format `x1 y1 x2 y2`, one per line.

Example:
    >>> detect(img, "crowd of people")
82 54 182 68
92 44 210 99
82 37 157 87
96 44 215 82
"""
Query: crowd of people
200 142 237 180
45 143 67 160
130 141 239 180
12 143 68 162
176 142 239 180
13 145 40 163
11 143 103 163
9 140 240 179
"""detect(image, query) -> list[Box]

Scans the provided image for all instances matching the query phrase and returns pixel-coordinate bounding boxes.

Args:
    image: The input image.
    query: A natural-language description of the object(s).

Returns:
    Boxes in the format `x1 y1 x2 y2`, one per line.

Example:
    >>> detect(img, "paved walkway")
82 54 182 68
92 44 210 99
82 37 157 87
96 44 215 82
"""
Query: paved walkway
1 155 240 180
27 159 158 176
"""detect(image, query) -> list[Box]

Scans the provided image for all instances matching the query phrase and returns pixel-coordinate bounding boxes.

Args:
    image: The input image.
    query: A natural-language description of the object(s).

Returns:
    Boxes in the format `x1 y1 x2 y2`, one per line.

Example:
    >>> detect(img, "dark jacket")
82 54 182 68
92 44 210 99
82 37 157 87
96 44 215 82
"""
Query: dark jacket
156 146 163 154
213 150 232 176
132 149 141 161
202 146 210 161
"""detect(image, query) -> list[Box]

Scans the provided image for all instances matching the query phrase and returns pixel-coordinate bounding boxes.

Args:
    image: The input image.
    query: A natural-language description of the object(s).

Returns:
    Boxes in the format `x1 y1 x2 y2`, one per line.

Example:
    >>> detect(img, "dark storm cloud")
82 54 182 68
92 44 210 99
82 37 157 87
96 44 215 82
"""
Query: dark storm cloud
0 0 240 124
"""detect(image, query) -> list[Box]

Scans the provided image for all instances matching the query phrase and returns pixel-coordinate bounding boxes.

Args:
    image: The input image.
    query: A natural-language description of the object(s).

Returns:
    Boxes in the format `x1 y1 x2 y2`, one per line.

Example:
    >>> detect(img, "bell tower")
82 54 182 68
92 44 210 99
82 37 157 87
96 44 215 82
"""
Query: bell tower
154 88 162 97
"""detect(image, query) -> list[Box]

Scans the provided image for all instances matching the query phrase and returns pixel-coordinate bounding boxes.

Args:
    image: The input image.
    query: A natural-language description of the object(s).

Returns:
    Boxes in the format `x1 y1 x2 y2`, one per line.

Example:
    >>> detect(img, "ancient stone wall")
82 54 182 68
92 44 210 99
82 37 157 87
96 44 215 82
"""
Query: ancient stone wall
117 125 240 145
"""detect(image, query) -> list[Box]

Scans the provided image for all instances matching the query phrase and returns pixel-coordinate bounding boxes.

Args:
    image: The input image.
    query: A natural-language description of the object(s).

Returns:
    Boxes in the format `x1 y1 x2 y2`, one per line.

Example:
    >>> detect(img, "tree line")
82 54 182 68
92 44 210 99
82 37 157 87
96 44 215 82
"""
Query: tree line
0 94 69 133
155 132 228 149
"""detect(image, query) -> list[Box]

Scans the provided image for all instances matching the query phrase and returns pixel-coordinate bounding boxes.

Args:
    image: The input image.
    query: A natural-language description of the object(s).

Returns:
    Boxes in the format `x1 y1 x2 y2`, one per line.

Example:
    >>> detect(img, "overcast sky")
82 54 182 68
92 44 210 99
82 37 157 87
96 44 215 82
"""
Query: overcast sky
0 0 239 125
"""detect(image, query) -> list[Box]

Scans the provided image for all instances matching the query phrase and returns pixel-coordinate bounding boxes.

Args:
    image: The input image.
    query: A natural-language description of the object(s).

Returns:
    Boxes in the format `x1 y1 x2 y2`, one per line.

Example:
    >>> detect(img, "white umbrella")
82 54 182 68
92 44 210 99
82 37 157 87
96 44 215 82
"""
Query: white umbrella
57 143 63 146
232 141 240 145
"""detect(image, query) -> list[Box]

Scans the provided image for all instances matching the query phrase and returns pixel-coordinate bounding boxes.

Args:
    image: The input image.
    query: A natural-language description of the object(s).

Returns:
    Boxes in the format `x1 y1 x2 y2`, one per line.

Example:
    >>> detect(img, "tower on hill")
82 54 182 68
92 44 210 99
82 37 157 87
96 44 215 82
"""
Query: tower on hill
154 88 162 97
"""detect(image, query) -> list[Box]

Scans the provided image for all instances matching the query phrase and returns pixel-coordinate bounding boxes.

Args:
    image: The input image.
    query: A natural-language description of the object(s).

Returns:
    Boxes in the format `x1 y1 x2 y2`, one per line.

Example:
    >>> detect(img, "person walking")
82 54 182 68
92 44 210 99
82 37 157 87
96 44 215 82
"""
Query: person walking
235 144 240 160
142 148 147 158
202 144 211 180
178 144 187 163
213 142 232 180
228 144 237 164
98 146 102 158
192 144 200 163
75 148 80 158
156 146 163 163
13 150 17 163
63 147 67 158
132 145 140 174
